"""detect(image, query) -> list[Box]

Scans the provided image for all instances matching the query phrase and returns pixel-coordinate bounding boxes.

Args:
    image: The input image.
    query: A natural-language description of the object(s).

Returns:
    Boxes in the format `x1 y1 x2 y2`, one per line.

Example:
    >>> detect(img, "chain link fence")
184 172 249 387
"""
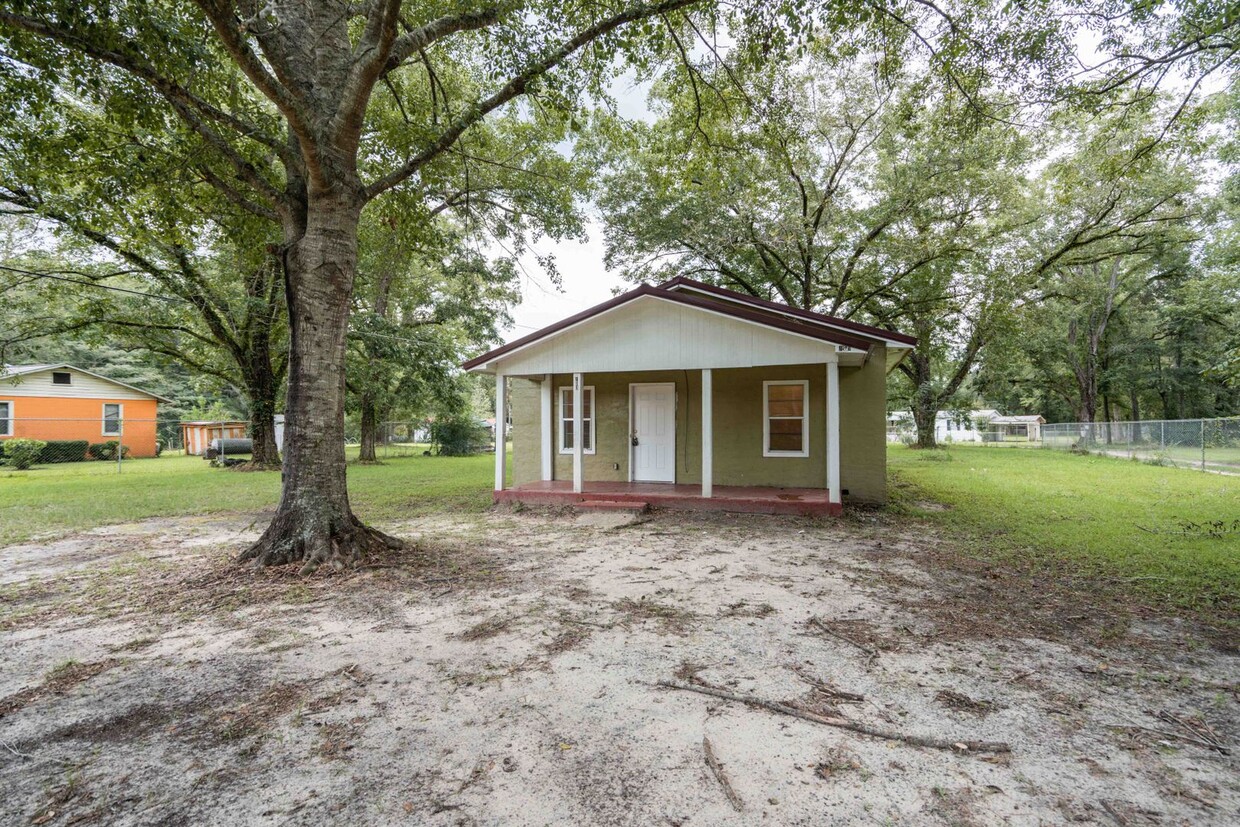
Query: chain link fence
368 420 433 459
0 418 257 472
1015 417 1240 474
0 417 467 472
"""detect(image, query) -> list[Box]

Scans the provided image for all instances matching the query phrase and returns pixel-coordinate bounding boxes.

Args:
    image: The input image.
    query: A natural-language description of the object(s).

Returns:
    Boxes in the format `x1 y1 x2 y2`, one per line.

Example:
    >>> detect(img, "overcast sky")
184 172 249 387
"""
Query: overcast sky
504 72 653 341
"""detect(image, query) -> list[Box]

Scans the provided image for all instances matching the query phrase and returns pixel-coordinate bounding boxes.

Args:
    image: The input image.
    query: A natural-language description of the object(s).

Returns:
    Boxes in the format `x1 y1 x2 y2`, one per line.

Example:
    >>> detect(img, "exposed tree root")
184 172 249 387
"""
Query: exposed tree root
230 461 283 473
238 509 404 574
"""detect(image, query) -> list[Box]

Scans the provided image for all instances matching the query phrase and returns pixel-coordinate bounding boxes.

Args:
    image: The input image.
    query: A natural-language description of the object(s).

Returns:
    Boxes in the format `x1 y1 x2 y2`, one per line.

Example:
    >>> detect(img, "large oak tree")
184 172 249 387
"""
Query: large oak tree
1 0 739 571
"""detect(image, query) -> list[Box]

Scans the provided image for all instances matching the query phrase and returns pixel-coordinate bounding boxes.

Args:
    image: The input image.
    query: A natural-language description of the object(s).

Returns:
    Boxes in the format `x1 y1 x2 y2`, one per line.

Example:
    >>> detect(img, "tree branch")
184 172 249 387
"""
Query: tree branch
366 0 701 200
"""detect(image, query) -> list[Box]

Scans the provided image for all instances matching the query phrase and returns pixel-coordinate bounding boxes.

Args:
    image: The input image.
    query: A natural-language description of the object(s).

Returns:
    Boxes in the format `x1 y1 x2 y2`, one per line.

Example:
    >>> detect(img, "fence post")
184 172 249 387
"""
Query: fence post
117 418 123 474
1201 419 1206 472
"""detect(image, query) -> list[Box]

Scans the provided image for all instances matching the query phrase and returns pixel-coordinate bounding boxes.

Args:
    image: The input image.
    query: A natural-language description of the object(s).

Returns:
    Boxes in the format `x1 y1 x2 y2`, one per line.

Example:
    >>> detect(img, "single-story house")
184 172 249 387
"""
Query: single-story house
985 414 1045 442
463 277 916 515
886 409 1000 443
0 364 171 458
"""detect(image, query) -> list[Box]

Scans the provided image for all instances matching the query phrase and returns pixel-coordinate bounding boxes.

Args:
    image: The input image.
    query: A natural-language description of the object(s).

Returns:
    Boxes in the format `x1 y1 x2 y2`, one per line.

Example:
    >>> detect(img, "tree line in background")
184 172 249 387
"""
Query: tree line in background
0 1 1236 568
589 20 1239 447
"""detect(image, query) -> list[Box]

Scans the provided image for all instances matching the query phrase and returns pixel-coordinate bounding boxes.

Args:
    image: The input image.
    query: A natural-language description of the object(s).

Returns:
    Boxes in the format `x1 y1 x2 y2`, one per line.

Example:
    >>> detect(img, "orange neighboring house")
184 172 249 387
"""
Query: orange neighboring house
0 364 172 458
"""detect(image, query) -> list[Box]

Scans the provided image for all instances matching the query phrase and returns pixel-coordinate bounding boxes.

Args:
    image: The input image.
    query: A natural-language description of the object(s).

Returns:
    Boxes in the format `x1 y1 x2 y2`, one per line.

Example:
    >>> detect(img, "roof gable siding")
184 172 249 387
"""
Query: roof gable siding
492 296 836 375
1 368 161 401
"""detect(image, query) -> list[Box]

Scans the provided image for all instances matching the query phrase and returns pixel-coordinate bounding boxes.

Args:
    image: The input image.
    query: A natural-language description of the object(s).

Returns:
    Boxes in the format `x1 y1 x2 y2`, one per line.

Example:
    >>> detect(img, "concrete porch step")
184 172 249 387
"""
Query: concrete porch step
576 499 651 513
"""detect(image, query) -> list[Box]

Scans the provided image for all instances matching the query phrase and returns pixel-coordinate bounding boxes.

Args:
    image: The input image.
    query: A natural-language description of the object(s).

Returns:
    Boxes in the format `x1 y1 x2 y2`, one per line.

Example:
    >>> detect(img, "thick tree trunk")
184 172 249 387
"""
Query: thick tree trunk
911 405 938 449
242 348 282 468
246 396 281 468
240 191 399 572
357 392 379 463
902 352 940 449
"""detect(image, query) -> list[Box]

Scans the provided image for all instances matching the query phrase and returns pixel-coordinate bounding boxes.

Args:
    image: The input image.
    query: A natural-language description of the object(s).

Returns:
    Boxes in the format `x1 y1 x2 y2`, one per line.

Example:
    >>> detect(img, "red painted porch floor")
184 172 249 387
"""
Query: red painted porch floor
495 480 841 517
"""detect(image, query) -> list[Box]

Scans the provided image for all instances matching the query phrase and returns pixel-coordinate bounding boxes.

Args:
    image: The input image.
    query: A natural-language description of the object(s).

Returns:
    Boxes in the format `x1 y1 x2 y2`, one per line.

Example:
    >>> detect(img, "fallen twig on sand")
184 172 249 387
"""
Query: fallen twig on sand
702 736 744 812
1151 709 1230 755
658 681 1009 754
1099 799 1129 825
808 618 880 666
789 665 864 703
2 738 76 766
1 739 33 760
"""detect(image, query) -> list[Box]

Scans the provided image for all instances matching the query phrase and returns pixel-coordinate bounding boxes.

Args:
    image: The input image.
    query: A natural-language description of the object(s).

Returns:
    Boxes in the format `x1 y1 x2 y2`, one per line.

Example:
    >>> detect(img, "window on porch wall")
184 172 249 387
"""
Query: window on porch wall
763 380 808 457
558 386 595 454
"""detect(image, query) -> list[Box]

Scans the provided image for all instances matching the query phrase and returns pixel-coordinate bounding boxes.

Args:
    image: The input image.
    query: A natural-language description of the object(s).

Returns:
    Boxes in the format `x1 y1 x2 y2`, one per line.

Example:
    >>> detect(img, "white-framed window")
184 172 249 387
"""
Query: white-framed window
102 403 123 436
558 385 595 454
763 380 809 457
0 401 11 436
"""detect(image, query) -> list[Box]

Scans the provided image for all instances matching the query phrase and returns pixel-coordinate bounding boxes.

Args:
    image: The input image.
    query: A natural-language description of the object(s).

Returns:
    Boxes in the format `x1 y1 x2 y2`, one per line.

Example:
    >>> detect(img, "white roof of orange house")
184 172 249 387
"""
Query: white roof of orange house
1 363 174 403
989 415 1045 424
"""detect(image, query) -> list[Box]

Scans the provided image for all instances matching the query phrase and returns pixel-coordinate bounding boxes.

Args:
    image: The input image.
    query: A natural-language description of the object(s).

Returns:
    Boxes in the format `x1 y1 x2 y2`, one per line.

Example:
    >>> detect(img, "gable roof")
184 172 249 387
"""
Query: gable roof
659 277 919 346
463 282 915 371
1 364 175 403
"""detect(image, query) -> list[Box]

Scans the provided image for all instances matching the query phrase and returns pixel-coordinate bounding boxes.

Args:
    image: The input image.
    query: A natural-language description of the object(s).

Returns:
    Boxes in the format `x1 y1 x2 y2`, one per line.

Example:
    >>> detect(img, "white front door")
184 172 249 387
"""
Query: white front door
631 383 676 483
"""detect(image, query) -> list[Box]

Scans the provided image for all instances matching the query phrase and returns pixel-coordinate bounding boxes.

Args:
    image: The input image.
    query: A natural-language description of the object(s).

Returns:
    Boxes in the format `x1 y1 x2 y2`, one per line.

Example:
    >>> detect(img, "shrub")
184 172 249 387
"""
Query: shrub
39 440 90 464
3 438 48 470
431 416 489 457
87 440 131 461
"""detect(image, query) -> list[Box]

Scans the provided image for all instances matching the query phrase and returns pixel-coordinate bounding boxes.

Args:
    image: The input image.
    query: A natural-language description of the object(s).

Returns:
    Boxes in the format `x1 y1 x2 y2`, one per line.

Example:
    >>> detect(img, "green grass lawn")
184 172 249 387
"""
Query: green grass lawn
0 451 497 546
4 442 1237 620
888 444 1240 614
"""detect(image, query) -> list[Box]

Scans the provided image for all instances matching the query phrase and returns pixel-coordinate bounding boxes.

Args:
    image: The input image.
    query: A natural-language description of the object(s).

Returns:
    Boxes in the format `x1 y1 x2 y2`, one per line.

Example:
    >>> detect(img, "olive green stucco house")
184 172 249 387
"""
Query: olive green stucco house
464 278 915 515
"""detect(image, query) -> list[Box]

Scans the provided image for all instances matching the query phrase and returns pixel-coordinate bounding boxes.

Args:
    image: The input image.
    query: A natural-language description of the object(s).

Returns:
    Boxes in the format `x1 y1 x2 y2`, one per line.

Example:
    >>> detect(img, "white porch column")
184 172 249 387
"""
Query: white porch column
540 373 553 481
494 373 506 492
572 372 584 494
701 368 713 498
826 360 841 504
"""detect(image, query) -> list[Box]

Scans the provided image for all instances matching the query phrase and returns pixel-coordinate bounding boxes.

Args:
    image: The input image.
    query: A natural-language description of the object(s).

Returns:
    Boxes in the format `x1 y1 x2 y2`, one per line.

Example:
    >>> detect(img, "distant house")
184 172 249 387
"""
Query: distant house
886 409 999 443
986 414 1045 442
463 277 916 515
0 364 171 458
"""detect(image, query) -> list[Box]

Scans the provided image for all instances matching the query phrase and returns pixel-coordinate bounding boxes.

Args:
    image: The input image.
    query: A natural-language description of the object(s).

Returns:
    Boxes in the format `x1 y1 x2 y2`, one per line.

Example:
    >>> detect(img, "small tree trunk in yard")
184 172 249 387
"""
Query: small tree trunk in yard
905 352 940 449
912 404 938 449
357 393 379 463
239 191 400 572
242 343 282 469
246 394 281 468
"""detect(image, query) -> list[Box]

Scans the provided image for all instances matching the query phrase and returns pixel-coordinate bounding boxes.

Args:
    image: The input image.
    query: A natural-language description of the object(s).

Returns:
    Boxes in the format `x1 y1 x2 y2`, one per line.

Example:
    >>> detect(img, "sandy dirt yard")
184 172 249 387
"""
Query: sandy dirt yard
1 506 1237 826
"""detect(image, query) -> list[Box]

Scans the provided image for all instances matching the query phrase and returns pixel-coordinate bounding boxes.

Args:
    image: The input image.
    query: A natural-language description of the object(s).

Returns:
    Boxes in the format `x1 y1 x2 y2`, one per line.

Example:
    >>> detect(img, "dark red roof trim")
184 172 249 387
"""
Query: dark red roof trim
658 276 919 346
462 281 914 370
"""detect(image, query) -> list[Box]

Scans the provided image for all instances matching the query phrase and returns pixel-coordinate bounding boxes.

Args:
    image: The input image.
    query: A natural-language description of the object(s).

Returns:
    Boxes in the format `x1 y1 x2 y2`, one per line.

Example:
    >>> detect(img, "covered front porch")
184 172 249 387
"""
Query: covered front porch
466 277 910 514
494 479 839 516
491 360 845 516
